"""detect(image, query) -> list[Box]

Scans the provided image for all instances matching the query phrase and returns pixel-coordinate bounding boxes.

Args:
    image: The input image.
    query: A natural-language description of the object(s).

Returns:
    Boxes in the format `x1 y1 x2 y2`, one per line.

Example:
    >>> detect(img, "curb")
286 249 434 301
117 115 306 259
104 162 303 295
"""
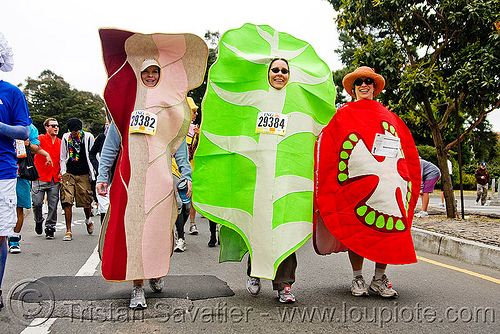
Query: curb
411 227 500 270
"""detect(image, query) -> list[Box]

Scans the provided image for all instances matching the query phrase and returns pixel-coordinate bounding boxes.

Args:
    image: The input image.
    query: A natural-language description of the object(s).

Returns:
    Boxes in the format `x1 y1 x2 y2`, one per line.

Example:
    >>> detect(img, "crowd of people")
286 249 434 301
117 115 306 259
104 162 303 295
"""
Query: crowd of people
0 25 494 314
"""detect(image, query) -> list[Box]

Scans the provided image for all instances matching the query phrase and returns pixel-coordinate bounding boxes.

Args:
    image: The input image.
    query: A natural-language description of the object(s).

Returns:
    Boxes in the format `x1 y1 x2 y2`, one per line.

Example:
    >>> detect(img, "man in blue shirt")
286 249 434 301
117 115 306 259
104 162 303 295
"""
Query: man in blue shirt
0 32 31 310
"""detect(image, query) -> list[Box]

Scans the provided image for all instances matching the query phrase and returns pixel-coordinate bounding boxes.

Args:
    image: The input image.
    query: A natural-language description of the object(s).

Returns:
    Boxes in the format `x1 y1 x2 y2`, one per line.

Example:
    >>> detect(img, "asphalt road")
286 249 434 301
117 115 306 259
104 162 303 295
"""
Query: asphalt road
1 205 499 333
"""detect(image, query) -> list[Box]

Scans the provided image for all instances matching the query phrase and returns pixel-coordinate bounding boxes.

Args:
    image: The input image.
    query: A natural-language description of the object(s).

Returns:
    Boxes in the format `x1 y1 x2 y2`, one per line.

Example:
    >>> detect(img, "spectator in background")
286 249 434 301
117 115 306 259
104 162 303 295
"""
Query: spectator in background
59 117 95 241
8 124 52 253
0 31 31 310
415 157 441 218
89 122 110 223
32 118 61 239
475 162 490 206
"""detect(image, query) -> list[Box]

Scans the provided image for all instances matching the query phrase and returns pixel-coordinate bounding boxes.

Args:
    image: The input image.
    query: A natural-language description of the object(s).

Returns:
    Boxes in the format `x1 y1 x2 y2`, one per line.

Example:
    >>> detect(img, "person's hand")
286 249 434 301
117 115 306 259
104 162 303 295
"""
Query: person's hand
186 180 193 198
45 155 53 166
96 182 108 196
24 139 30 146
193 125 200 136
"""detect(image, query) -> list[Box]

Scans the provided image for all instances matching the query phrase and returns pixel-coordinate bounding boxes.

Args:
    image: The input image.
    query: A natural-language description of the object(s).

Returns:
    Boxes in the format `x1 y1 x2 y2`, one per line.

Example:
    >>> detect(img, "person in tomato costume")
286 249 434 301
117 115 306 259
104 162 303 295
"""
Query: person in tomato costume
314 67 421 298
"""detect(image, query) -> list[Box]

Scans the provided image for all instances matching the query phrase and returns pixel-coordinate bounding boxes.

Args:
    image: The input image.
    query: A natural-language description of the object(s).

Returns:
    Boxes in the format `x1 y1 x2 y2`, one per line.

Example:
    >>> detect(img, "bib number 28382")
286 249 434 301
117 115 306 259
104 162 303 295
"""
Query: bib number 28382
129 110 158 135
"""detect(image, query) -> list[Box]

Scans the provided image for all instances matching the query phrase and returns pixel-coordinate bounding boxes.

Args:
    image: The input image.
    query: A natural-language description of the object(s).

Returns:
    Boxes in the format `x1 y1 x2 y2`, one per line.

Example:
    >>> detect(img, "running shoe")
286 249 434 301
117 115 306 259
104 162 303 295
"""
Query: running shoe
277 286 296 303
45 226 55 239
351 275 369 296
414 211 429 218
189 224 198 235
62 231 72 241
86 221 94 234
246 277 261 295
369 274 398 298
174 238 186 252
208 236 217 247
8 236 21 254
129 286 147 309
35 222 42 235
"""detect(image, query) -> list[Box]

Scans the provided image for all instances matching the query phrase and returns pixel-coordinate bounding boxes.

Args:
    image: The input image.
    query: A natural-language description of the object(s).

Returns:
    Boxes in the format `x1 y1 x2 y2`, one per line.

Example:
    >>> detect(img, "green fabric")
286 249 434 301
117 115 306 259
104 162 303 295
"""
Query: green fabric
193 23 336 279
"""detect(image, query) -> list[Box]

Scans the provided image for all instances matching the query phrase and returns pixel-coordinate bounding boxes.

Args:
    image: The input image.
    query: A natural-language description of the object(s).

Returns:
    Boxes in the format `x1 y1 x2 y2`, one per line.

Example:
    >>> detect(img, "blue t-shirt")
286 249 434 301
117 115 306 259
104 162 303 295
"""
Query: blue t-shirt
0 80 31 179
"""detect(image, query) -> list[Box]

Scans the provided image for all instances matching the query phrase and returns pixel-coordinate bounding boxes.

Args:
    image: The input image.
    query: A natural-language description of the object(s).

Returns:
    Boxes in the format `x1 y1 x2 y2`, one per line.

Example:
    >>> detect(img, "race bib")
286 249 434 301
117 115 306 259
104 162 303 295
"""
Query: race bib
371 133 401 158
255 112 288 136
129 110 158 135
16 140 27 158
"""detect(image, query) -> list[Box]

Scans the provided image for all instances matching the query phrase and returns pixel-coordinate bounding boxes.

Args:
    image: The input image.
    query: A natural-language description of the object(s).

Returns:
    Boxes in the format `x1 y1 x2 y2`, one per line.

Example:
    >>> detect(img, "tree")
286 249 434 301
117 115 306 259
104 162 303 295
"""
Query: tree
22 70 106 136
328 0 500 218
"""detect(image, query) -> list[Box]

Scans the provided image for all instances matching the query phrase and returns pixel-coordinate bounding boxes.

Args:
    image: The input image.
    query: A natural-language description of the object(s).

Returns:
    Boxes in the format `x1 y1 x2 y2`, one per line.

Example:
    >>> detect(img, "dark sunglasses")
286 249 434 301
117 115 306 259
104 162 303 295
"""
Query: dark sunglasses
354 77 374 86
47 124 59 128
270 67 289 74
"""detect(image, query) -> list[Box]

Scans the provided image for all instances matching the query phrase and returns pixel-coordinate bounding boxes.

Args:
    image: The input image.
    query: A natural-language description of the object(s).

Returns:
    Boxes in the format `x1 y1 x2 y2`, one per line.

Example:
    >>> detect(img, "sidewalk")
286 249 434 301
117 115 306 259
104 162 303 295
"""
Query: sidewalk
412 194 500 270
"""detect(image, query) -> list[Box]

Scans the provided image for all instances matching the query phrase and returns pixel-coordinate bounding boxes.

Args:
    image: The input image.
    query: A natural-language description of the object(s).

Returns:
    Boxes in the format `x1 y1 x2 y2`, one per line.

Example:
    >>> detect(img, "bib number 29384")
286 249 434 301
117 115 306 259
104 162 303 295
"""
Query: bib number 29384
255 112 288 136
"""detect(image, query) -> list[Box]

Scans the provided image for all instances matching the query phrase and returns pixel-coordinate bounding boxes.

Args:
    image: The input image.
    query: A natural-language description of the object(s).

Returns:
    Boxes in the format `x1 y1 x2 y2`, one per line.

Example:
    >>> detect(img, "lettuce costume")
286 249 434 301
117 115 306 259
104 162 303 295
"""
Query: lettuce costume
192 23 336 279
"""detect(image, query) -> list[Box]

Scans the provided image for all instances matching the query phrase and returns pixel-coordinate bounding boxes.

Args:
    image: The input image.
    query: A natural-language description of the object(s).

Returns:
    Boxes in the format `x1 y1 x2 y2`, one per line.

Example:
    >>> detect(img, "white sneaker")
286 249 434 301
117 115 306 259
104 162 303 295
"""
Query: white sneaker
189 224 199 235
246 277 261 295
369 275 398 298
277 286 296 303
351 275 369 296
174 238 186 252
129 286 147 309
414 211 429 218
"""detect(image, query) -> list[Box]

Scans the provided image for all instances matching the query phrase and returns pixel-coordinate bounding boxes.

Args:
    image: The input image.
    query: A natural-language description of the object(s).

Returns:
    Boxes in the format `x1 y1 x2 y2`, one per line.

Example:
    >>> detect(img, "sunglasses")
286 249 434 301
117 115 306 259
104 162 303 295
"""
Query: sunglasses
354 78 374 86
47 124 59 128
270 67 289 74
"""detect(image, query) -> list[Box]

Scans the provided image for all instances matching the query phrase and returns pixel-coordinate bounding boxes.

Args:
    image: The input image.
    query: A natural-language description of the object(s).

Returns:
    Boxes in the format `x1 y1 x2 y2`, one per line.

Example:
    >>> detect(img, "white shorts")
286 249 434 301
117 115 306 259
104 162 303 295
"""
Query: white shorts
0 178 17 236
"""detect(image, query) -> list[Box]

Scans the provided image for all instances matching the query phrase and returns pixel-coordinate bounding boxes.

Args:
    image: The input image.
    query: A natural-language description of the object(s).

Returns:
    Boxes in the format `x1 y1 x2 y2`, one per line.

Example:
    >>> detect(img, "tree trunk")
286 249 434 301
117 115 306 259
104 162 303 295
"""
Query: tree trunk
424 100 457 218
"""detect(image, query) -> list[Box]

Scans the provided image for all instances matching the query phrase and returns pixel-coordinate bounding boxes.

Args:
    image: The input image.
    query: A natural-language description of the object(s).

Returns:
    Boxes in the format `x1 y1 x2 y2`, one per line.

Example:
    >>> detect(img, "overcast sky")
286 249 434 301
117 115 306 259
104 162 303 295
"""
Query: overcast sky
1 0 498 131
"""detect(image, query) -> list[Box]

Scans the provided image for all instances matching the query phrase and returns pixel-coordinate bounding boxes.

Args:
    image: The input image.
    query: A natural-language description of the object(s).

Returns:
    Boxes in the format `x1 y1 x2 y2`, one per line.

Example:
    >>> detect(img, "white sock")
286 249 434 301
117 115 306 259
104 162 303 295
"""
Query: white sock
85 218 90 225
374 267 386 280
353 269 363 278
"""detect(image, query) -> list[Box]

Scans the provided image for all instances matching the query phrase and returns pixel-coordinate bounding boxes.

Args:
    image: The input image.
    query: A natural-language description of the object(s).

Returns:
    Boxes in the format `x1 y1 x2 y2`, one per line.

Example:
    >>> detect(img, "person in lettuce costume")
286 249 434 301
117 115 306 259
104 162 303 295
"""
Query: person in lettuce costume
192 23 336 302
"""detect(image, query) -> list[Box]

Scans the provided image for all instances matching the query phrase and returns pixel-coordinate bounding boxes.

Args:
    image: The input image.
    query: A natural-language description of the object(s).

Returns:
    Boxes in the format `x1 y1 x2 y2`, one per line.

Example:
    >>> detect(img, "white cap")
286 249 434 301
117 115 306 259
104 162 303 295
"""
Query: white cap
140 57 160 71
0 32 14 72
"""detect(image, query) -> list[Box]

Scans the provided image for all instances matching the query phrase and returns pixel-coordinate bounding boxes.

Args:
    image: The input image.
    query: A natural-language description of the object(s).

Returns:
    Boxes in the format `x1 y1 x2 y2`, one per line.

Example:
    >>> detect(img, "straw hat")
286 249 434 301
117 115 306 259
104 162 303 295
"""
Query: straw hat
342 66 385 98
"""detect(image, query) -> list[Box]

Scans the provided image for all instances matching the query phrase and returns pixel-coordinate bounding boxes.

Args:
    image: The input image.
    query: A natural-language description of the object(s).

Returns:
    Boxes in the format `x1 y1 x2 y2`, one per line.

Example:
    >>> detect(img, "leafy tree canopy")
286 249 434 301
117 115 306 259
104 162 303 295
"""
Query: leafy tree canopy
22 70 106 136
328 0 500 217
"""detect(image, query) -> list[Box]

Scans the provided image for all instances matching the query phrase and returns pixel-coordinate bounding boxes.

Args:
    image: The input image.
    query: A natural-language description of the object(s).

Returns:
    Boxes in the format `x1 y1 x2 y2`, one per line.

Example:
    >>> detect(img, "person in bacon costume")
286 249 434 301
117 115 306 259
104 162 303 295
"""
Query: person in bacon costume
314 66 421 298
95 28 207 309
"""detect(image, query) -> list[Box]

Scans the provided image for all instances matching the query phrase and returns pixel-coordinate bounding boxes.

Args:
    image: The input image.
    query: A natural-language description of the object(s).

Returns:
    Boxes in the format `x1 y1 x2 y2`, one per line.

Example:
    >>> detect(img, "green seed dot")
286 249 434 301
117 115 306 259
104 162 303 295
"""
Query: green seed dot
349 134 358 142
343 141 353 150
376 215 385 228
339 161 347 172
338 173 348 182
340 151 349 160
389 125 395 134
386 217 394 230
395 220 405 231
407 192 411 201
408 182 412 191
383 122 389 130
357 205 368 216
365 211 376 225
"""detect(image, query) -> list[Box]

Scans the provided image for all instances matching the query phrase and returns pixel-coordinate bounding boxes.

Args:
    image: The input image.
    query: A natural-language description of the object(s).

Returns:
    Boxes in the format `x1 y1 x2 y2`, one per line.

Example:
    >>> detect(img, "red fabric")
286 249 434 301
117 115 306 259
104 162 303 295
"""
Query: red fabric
314 99 420 264
34 134 61 183
99 29 137 281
